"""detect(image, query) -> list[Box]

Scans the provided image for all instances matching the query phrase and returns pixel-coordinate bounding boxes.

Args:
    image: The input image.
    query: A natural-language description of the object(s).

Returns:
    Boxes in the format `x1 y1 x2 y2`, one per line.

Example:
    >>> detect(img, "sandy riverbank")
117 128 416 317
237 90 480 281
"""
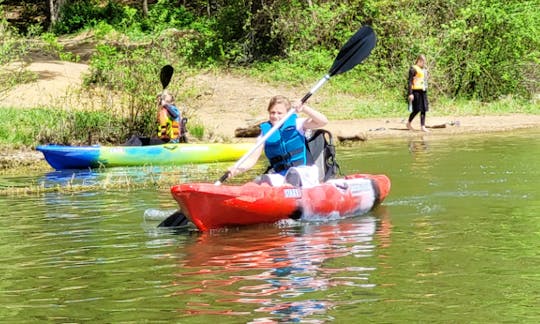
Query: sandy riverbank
2 61 539 171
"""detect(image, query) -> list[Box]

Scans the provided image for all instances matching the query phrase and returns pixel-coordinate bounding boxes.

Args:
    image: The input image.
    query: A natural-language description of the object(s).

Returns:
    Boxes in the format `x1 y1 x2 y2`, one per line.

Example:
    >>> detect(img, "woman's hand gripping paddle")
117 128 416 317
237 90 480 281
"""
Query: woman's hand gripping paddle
158 26 377 228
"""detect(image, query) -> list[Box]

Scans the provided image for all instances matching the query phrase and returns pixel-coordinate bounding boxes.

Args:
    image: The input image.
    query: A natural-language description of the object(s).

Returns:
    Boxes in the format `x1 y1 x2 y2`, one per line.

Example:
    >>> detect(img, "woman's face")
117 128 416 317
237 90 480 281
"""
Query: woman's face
268 103 288 125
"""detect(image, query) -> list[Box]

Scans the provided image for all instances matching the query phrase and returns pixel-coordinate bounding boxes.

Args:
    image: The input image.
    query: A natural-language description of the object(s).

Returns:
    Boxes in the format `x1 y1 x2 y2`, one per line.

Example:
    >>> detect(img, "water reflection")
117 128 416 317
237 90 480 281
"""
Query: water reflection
168 207 392 322
3 129 538 322
35 164 218 189
42 169 101 186
408 136 431 172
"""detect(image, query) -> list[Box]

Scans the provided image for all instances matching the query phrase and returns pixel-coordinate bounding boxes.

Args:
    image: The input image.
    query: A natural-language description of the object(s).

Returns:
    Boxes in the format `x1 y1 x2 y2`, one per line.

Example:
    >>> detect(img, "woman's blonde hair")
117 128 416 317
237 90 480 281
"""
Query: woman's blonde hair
267 95 291 111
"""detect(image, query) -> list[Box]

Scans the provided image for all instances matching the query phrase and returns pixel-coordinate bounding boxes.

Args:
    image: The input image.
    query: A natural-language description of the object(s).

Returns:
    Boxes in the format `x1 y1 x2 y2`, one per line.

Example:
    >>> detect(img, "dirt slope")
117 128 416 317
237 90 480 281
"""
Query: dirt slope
2 60 540 141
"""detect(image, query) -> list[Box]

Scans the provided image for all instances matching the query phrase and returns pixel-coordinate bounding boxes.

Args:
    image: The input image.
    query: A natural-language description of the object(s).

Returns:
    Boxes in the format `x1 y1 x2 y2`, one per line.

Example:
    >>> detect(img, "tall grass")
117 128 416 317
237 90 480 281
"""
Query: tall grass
0 107 126 147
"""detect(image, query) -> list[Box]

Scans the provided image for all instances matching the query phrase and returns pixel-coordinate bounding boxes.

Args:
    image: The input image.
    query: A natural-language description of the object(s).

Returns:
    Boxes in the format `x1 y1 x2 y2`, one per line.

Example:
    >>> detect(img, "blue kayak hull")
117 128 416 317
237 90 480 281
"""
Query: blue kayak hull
36 143 253 170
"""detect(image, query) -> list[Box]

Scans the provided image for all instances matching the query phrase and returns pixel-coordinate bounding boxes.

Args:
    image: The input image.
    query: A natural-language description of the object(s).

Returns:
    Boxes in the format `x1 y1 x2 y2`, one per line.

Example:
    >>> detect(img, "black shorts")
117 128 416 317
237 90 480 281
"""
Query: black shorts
412 90 429 112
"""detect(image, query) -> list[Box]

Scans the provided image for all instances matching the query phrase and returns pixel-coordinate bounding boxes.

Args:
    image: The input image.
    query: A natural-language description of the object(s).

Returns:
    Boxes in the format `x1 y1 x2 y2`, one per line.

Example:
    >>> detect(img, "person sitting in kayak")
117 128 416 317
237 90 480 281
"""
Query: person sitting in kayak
157 90 182 143
123 90 187 146
229 95 328 187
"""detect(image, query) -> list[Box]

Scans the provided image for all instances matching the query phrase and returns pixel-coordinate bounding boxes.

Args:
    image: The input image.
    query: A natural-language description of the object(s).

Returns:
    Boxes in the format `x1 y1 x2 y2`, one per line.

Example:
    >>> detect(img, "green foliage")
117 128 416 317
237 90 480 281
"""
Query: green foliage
143 0 196 33
0 16 27 65
0 108 58 146
249 48 333 87
52 0 102 34
48 0 538 101
84 38 202 138
70 110 124 141
51 0 129 35
0 108 126 146
92 21 115 40
187 123 205 141
40 32 78 61
85 43 119 84
2 0 538 117
439 0 540 100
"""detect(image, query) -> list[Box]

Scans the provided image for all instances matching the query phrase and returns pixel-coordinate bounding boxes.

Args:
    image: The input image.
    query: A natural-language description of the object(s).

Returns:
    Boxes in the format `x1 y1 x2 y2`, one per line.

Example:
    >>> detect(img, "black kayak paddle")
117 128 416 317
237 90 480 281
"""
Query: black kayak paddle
158 25 377 228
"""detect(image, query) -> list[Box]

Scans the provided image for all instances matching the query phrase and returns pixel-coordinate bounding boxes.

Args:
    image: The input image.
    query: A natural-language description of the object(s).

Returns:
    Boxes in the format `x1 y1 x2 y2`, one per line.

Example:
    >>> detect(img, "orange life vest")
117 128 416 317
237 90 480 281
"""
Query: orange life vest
157 107 180 142
411 65 427 91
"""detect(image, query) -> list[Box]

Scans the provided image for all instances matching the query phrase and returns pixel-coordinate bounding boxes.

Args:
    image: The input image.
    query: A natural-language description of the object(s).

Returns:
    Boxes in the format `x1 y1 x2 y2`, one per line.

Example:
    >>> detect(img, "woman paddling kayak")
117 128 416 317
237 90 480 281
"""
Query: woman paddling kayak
228 95 328 187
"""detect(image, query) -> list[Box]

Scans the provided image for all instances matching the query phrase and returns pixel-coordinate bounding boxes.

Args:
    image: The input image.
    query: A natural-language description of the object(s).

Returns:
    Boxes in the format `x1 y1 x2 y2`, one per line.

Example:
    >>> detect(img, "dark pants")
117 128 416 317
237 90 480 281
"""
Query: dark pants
408 90 429 126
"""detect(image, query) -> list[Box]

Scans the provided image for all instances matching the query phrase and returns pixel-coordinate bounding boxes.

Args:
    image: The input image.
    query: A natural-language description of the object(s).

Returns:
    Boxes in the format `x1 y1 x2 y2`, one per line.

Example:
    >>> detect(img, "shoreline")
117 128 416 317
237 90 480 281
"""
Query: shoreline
2 114 539 172
325 114 540 141
210 114 540 142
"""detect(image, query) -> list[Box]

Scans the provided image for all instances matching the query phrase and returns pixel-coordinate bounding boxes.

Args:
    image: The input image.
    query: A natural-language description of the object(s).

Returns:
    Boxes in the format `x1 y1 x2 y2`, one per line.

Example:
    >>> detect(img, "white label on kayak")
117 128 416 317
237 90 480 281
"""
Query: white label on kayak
284 188 302 198
349 180 372 196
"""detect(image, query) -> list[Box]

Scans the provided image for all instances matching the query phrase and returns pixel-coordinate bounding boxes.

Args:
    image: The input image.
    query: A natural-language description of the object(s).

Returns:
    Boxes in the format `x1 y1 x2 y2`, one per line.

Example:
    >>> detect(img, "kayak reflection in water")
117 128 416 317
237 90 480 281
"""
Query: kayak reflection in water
228 95 328 187
168 208 392 322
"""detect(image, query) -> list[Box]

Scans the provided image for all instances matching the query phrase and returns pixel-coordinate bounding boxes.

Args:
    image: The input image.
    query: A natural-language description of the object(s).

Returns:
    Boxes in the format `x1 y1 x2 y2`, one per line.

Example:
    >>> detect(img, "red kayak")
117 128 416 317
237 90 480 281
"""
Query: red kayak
170 174 391 231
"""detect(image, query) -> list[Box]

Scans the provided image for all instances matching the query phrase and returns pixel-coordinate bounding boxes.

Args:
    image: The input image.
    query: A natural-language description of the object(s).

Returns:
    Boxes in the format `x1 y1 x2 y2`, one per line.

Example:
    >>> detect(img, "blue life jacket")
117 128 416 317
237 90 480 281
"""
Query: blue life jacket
260 113 307 175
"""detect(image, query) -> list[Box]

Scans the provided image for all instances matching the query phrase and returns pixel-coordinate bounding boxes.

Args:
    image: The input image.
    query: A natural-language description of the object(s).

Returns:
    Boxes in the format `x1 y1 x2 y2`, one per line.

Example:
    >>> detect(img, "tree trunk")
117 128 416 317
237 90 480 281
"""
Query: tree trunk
142 0 148 17
49 0 67 24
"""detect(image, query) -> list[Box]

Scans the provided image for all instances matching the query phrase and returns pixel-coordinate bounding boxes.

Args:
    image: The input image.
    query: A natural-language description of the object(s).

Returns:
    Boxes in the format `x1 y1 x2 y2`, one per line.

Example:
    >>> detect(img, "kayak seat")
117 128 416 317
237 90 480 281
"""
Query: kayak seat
284 165 320 187
305 129 341 182
179 117 188 143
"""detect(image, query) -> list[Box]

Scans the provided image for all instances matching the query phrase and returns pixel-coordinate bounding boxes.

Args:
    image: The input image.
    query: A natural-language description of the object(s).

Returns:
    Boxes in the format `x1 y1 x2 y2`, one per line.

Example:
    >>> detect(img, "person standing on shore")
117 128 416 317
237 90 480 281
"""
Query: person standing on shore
406 54 430 132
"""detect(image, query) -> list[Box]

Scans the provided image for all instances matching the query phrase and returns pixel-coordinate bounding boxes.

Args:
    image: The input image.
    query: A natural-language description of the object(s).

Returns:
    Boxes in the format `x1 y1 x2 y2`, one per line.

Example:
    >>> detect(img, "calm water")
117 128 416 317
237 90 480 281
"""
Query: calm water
1 129 538 323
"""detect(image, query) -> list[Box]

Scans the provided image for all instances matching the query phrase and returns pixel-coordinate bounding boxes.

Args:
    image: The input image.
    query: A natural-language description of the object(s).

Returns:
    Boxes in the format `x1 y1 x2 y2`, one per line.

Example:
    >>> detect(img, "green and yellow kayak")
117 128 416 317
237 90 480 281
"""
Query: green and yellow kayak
36 143 253 170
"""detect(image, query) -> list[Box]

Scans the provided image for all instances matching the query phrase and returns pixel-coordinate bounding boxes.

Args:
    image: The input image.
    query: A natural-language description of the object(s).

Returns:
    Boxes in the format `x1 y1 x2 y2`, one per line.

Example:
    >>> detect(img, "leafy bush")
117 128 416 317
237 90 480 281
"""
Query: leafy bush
84 40 197 138
52 0 129 35
143 0 195 33
439 0 540 100
56 0 537 101
0 17 27 65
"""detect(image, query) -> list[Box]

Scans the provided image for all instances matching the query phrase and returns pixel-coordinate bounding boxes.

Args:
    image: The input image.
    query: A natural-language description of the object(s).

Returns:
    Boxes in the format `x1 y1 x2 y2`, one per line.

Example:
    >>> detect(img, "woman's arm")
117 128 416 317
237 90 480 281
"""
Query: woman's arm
408 67 416 101
164 104 180 119
294 101 328 130
228 144 264 177
408 67 416 95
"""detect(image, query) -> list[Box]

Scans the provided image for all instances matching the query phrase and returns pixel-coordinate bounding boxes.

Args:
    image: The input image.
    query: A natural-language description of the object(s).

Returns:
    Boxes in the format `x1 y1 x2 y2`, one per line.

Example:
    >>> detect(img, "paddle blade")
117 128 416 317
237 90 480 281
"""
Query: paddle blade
160 64 174 89
328 26 376 77
157 210 189 227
